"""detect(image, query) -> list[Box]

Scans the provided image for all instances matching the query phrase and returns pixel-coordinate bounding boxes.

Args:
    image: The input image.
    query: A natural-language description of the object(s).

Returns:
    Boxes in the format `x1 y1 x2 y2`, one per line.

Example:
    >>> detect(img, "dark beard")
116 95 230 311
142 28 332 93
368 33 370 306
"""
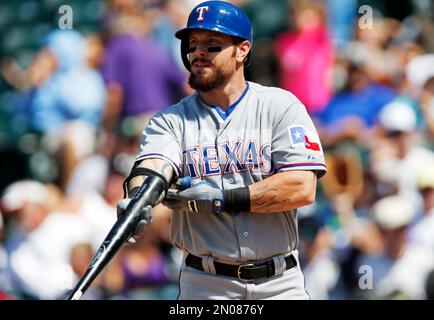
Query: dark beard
188 67 229 92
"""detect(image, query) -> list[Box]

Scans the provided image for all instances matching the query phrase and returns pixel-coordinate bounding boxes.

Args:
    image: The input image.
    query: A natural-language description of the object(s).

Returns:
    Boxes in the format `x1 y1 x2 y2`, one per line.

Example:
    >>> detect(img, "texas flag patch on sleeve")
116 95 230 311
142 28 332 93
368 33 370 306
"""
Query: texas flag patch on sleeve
288 126 322 152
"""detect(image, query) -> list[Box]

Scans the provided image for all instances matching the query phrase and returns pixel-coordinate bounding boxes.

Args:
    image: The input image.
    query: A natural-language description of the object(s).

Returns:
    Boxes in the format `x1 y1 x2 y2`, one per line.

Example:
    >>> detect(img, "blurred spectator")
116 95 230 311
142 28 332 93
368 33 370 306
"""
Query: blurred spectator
405 54 434 99
31 30 106 189
1 180 70 299
408 164 434 250
0 180 62 234
355 195 434 299
151 0 190 69
389 42 425 87
344 16 401 86
101 11 188 136
62 168 122 253
299 215 340 300
315 188 384 298
413 1 434 52
317 62 396 147
104 0 142 21
3 30 108 188
68 243 105 300
30 29 106 135
369 101 434 213
275 0 333 116
70 243 95 284
1 175 117 299
420 76 434 140
85 33 106 70
65 132 132 197
68 242 125 299
120 226 171 299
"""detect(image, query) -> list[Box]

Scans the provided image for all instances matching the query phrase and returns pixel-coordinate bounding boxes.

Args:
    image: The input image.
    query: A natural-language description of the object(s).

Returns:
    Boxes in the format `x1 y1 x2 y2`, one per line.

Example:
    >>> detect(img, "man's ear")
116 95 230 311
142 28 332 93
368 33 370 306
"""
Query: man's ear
236 40 251 64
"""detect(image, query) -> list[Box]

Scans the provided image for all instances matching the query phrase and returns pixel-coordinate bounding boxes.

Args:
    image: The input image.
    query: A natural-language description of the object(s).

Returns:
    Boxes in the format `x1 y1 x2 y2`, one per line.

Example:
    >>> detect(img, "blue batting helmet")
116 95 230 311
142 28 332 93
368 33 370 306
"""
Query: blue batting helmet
175 1 253 71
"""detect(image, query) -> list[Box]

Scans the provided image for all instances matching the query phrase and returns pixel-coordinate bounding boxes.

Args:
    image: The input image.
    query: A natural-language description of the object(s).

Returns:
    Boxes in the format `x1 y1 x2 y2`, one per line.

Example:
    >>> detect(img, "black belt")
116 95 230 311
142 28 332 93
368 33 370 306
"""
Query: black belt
185 253 297 281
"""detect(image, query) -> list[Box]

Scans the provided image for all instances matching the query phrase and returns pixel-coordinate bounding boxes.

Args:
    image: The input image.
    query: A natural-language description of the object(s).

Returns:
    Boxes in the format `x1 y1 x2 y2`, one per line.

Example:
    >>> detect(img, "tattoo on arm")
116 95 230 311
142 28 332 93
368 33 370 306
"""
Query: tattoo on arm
249 171 316 213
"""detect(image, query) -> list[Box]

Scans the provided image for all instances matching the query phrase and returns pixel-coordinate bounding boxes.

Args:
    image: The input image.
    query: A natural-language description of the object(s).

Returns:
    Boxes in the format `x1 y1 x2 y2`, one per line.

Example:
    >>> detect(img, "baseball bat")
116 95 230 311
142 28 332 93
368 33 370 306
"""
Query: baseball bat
67 175 165 300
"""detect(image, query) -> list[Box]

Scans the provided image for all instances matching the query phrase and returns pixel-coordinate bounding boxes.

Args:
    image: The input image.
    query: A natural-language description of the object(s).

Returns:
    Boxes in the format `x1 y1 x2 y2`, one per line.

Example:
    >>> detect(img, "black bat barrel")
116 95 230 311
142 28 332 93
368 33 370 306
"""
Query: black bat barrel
67 175 165 300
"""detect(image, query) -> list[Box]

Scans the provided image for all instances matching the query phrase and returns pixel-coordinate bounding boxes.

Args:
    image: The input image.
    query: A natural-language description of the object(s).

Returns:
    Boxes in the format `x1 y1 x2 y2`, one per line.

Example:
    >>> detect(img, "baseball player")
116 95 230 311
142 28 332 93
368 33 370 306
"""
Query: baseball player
119 0 326 300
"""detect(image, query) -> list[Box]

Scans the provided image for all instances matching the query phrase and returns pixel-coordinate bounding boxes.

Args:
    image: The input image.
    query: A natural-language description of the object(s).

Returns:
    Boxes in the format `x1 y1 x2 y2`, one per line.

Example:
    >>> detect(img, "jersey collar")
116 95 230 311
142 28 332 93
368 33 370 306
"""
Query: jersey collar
200 82 250 121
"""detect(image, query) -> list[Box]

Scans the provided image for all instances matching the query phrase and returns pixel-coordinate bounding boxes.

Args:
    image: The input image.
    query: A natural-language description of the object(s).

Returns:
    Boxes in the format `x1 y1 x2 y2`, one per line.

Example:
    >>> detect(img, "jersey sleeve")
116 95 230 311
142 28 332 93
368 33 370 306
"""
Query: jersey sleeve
136 112 183 178
271 101 327 178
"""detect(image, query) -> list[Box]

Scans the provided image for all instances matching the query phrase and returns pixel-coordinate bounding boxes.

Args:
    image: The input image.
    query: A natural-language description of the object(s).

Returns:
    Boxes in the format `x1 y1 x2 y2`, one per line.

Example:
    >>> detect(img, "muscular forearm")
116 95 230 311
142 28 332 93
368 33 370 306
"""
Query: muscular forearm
248 171 317 213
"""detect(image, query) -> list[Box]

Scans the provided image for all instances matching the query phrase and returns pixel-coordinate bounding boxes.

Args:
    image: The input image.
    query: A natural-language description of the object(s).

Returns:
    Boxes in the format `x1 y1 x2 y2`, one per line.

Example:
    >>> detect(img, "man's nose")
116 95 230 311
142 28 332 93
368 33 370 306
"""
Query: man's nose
192 43 208 56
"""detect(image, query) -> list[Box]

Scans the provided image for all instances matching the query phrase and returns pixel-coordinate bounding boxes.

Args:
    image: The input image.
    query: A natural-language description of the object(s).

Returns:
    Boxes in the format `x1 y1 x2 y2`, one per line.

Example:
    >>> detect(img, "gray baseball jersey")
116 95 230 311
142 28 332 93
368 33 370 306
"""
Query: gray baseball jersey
136 81 326 264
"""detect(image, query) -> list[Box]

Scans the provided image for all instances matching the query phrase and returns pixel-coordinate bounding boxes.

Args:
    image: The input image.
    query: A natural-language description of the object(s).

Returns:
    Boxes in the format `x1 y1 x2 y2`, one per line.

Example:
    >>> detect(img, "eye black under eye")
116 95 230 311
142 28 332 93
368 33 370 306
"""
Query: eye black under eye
207 46 222 53
187 46 222 53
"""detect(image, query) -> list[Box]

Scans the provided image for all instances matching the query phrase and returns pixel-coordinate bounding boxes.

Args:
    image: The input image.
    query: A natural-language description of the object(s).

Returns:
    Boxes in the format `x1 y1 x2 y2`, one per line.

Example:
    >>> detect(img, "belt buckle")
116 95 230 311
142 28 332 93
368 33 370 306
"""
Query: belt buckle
237 263 255 281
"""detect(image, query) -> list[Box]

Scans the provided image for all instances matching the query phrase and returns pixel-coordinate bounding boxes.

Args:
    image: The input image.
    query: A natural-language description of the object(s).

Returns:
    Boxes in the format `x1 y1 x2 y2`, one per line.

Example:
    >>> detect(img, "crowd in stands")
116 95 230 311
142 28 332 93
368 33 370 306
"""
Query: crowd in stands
1 0 434 300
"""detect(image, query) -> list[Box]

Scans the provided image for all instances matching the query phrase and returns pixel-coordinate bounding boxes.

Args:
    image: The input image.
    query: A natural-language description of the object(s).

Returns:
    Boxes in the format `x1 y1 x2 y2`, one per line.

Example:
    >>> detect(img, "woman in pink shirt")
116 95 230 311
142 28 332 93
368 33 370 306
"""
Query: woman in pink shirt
275 0 334 116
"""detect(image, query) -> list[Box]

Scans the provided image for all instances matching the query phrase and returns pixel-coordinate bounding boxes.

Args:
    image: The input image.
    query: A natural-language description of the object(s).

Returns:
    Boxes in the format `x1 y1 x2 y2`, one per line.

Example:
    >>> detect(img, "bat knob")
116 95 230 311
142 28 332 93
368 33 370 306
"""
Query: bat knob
70 290 83 300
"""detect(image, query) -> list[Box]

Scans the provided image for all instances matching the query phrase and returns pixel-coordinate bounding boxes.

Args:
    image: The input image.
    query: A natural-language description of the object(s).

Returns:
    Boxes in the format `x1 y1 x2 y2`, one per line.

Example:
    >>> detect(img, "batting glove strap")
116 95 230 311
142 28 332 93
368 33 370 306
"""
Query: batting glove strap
164 182 225 214
164 183 250 214
186 198 224 214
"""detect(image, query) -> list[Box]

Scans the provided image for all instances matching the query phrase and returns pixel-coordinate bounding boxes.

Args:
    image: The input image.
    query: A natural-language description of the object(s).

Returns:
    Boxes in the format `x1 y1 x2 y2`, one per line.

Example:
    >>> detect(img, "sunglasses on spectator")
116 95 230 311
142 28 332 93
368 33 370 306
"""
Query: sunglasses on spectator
386 130 406 137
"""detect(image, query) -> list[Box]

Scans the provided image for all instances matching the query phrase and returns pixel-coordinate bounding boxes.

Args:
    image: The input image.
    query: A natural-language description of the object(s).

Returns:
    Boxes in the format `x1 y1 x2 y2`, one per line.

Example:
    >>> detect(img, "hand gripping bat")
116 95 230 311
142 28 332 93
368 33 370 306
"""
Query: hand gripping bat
67 174 166 300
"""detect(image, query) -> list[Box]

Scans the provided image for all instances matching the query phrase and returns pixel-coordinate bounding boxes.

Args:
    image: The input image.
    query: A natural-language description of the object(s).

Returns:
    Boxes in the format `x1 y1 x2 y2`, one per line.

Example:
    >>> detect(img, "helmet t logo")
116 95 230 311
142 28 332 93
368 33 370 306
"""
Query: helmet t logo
196 6 209 21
